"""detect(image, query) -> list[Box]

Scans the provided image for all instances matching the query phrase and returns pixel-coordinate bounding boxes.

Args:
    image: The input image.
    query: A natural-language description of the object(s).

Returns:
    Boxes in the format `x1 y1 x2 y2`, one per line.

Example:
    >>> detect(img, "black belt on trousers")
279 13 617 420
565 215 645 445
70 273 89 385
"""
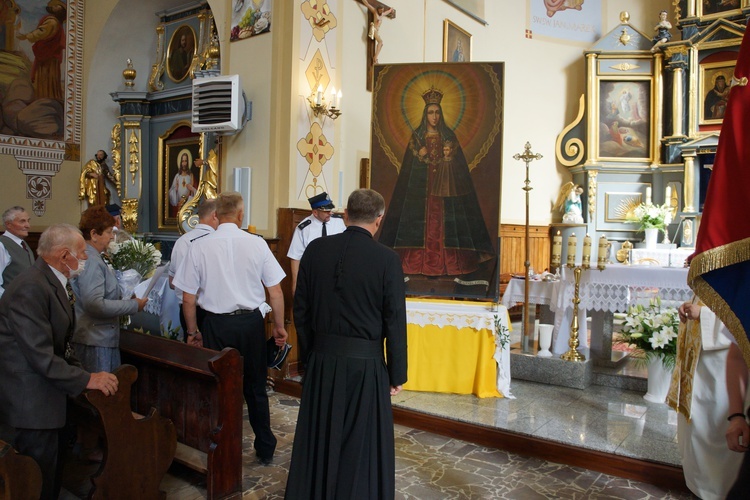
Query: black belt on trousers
313 333 383 359
206 308 257 316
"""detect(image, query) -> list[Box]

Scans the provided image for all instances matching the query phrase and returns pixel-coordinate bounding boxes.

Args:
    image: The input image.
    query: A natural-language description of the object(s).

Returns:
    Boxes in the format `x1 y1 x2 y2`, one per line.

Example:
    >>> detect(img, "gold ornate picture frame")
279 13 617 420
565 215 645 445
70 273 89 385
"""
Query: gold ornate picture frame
166 24 197 83
697 0 747 19
158 122 203 230
699 59 736 125
443 20 471 63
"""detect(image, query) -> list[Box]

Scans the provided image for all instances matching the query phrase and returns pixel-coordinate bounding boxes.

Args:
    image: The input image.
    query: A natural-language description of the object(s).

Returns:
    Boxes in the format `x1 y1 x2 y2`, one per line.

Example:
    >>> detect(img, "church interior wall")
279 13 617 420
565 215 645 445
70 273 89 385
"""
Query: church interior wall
0 0 671 234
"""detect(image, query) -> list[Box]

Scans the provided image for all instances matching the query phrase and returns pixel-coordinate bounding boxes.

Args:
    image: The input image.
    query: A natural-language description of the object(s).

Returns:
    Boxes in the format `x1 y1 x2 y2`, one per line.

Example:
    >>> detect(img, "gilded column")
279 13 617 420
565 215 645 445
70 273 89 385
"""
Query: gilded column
584 53 597 166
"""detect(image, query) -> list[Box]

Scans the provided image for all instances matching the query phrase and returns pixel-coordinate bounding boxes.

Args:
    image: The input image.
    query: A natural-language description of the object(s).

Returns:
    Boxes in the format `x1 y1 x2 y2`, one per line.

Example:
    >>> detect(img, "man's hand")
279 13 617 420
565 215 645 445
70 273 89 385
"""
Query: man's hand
678 302 701 323
726 416 750 452
187 332 203 347
87 372 118 396
390 385 403 396
273 326 288 346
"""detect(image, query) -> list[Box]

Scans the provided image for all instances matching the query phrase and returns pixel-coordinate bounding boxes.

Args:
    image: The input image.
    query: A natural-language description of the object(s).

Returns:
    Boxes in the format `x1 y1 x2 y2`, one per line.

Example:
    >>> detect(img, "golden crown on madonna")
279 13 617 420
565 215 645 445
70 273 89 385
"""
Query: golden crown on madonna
421 87 443 105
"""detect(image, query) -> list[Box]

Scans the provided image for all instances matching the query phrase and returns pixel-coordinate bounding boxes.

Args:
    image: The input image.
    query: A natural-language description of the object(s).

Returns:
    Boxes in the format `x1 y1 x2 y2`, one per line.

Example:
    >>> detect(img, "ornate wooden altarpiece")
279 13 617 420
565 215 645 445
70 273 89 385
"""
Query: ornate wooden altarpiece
556 1 748 250
109 2 220 245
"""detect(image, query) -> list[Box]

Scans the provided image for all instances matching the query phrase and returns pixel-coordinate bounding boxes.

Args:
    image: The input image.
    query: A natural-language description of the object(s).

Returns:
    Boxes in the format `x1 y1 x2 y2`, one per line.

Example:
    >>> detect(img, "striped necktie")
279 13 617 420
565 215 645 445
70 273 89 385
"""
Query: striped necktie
64 281 76 361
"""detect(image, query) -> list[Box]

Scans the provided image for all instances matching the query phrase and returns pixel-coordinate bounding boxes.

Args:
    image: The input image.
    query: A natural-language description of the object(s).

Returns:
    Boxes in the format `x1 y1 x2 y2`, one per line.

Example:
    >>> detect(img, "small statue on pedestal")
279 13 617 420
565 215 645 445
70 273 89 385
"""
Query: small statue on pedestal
651 10 672 52
554 181 584 224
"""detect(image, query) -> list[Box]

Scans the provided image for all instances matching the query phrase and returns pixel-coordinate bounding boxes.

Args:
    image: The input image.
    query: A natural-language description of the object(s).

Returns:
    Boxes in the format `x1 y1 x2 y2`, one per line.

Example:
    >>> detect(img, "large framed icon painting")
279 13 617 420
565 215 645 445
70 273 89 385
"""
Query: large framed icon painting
370 63 504 301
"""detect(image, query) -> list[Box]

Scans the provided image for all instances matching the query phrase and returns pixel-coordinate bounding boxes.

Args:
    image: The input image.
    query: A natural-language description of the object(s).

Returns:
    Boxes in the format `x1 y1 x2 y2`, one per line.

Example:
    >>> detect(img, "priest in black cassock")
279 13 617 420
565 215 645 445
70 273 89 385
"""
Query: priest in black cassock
285 189 407 500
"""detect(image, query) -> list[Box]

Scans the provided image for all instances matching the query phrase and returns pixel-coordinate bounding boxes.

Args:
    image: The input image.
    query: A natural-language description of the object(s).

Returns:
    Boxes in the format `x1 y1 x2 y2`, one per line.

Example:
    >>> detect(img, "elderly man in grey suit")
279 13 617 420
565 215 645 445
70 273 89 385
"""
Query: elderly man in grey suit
0 206 35 298
0 224 119 500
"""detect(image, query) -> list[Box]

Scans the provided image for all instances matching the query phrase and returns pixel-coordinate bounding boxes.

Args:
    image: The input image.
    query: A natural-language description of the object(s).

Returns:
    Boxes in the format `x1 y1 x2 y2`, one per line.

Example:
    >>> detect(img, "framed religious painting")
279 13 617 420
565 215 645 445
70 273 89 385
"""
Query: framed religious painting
443 20 471 62
370 62 504 301
697 0 746 19
158 122 203 230
699 59 736 125
166 24 197 83
595 78 653 162
230 0 273 41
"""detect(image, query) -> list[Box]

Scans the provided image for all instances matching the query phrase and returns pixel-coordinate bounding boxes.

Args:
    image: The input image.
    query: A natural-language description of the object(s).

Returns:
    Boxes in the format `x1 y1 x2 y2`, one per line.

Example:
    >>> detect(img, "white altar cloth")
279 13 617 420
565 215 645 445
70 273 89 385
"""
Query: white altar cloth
406 300 513 398
631 248 693 268
550 265 693 353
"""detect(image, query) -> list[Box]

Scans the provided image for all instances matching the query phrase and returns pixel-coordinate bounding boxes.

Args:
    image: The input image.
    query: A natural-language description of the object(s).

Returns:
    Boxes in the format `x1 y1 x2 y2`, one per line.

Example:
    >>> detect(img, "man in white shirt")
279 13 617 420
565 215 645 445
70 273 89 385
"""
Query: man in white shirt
173 192 288 466
287 192 346 293
0 206 35 298
168 199 218 342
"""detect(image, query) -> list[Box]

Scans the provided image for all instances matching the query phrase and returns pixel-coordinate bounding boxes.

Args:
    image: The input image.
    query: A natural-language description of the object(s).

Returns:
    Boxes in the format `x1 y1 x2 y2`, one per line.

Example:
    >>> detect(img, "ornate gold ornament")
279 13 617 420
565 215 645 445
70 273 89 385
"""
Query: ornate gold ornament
611 62 640 72
555 95 585 167
148 25 166 91
121 198 139 234
587 171 597 219
111 123 122 196
123 58 136 88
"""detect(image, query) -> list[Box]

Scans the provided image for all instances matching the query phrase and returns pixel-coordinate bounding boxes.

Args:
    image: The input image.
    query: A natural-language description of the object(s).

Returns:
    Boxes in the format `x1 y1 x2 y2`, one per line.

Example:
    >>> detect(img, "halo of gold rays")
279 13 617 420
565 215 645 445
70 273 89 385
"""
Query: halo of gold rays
372 63 503 173
614 195 641 221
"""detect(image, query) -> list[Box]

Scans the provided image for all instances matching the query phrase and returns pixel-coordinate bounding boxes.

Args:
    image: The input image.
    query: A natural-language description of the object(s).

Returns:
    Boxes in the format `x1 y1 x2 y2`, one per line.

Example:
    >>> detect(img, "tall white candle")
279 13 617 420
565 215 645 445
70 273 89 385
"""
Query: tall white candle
330 86 337 108
665 185 672 204
646 186 652 205
316 85 323 106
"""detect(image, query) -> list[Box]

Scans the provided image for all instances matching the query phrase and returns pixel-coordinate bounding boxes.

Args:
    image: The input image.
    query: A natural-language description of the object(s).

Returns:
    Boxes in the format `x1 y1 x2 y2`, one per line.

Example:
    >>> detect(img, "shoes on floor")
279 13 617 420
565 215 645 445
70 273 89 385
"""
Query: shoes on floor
256 454 273 466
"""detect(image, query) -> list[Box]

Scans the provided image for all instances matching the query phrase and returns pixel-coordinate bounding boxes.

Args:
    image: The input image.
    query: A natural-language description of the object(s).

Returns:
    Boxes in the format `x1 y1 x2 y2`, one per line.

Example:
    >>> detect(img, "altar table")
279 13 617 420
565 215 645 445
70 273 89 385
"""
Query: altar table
552 265 693 359
500 277 587 352
404 299 512 398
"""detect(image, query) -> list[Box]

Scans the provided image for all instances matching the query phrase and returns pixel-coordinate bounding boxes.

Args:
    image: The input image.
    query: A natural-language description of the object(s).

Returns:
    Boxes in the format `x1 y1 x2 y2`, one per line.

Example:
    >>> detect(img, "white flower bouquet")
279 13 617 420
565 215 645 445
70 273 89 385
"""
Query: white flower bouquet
628 202 673 234
616 298 679 368
108 238 162 299
109 238 162 278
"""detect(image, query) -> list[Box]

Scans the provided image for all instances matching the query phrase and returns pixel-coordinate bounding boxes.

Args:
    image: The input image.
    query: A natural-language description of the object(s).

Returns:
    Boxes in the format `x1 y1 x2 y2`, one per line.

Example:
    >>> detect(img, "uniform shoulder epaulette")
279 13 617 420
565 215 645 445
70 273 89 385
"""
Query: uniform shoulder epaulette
297 219 312 230
189 232 210 243
331 213 343 219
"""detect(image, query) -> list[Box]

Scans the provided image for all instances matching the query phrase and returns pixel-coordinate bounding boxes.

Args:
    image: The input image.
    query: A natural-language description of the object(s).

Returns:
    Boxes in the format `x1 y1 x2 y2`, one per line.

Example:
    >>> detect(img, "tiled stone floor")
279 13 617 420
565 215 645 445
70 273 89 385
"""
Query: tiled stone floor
62 390 692 499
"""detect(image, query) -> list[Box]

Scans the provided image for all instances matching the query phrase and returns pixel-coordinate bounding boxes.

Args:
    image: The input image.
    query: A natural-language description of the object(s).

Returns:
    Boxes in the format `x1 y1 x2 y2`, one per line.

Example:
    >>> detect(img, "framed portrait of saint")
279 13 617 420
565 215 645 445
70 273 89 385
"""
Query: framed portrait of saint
443 20 471 62
699 59 736 125
167 24 196 83
370 62 504 301
158 122 203 230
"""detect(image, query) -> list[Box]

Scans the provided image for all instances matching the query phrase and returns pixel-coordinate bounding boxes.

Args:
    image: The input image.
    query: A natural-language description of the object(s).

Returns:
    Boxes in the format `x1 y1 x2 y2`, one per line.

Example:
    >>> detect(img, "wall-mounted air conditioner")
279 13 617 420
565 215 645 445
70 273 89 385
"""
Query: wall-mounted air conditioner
191 74 251 134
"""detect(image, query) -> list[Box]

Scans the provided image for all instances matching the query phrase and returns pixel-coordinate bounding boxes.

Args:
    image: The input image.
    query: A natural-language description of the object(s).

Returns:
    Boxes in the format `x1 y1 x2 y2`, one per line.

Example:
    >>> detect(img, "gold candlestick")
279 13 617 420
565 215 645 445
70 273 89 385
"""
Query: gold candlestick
561 266 586 362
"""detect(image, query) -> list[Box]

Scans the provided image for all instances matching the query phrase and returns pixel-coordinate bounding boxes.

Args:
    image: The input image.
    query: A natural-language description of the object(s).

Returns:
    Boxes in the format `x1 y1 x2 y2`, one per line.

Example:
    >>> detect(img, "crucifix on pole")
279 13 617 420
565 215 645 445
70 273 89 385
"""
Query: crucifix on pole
513 142 543 354
358 0 395 91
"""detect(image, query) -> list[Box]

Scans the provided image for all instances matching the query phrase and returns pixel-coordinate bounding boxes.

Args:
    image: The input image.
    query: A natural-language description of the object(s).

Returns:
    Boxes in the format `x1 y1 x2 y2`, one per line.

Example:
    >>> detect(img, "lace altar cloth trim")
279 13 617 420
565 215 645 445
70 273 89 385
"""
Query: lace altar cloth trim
552 265 692 313
406 299 500 330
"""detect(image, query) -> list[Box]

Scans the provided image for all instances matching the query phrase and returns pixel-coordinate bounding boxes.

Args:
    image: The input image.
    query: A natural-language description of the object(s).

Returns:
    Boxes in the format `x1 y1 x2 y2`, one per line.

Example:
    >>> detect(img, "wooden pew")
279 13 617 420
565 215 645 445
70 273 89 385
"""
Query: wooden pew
0 440 42 500
119 329 244 500
72 364 177 499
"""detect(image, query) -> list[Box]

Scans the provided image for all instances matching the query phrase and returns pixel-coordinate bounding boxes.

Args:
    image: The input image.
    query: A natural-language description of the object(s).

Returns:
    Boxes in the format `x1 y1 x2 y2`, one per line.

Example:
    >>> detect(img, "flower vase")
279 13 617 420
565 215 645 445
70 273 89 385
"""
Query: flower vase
537 324 553 357
643 228 659 250
643 356 673 404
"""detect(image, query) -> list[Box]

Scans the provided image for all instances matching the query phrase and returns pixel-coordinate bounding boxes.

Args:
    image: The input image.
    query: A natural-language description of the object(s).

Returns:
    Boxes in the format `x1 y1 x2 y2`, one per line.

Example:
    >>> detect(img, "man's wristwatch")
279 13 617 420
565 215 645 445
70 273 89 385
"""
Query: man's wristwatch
187 330 201 337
